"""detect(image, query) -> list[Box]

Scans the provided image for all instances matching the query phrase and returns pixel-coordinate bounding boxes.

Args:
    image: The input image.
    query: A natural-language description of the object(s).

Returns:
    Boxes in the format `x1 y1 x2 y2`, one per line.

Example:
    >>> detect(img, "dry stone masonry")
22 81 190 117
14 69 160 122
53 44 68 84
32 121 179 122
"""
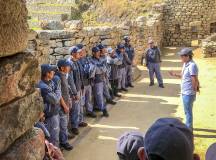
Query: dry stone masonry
163 0 216 46
202 33 216 57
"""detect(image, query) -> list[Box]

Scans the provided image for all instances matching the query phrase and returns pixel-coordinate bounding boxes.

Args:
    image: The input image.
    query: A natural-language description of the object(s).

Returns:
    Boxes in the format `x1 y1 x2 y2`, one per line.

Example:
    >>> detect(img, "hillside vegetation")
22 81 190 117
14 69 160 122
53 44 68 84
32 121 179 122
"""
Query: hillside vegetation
82 0 164 26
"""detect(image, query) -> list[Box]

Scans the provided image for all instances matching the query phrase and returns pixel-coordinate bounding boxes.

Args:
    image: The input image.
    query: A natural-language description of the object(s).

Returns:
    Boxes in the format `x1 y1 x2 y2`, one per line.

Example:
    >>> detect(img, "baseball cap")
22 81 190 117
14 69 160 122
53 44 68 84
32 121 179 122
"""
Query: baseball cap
107 47 114 54
41 64 57 75
68 46 82 55
124 36 130 41
92 47 100 53
206 143 216 160
117 132 144 160
57 59 71 68
97 44 105 50
77 44 84 49
117 44 125 49
178 48 193 56
144 118 194 160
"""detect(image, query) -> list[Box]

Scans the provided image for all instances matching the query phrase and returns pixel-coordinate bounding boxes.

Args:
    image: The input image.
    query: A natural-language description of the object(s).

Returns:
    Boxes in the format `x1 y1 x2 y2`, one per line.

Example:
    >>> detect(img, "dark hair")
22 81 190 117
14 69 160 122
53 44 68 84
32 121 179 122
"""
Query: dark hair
148 154 164 160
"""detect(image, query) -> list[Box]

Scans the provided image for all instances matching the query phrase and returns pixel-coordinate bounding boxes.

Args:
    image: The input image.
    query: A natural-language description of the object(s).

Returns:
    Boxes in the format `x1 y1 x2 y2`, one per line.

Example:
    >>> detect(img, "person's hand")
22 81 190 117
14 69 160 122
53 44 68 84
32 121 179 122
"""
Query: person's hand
63 106 69 114
168 71 175 76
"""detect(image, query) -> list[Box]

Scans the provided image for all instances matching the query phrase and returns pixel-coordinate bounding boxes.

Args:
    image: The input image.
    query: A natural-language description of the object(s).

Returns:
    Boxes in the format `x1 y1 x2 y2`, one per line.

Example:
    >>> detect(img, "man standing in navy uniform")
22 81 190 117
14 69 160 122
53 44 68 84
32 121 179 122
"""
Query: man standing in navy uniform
145 39 164 88
124 36 135 88
38 64 61 147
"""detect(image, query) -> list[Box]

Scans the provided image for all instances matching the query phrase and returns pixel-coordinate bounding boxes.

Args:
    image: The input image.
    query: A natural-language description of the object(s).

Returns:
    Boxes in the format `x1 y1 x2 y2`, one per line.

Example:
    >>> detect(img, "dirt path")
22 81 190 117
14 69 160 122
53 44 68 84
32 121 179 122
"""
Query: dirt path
64 47 216 160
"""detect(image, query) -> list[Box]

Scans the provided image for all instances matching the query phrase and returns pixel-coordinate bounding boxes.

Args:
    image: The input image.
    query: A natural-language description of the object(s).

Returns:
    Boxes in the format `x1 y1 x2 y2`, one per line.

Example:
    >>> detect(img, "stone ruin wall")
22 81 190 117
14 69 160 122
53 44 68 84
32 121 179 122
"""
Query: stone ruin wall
29 13 164 66
163 0 216 46
201 33 216 57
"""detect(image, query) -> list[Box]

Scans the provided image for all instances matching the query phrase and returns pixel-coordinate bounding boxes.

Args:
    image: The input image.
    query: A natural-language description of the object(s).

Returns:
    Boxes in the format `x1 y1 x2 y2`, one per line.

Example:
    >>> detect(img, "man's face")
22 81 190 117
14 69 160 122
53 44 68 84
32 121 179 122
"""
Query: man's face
110 51 115 57
72 52 81 60
120 48 125 53
100 48 107 56
180 55 190 63
94 51 101 59
81 49 87 58
47 71 55 80
60 66 71 74
149 42 154 48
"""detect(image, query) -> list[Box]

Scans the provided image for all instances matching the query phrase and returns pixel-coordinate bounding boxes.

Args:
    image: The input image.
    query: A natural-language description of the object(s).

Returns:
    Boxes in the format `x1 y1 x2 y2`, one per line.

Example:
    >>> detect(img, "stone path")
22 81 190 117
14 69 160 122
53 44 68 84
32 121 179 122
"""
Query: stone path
64 47 216 160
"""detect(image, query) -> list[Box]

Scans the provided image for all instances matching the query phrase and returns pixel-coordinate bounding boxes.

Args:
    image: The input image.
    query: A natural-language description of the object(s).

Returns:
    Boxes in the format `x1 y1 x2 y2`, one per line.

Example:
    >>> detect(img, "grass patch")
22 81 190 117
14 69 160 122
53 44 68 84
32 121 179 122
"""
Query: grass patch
30 11 67 15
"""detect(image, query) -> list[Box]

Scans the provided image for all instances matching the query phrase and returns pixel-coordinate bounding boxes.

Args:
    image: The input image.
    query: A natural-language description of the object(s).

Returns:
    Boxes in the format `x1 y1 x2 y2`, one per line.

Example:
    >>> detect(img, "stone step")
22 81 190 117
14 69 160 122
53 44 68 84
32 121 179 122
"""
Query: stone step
27 3 74 14
29 11 69 21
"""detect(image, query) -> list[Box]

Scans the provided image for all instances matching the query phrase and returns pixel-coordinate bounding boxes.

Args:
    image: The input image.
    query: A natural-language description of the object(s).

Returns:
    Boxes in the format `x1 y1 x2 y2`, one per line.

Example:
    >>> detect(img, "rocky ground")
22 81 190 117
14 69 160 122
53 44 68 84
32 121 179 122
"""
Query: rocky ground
63 47 216 160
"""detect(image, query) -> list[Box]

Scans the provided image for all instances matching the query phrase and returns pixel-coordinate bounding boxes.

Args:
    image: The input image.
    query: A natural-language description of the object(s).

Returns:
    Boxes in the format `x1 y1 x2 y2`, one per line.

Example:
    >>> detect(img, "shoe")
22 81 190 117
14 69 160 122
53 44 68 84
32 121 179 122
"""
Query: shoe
118 89 122 93
107 99 117 105
86 111 97 118
102 110 109 117
121 88 128 92
68 132 75 139
79 122 88 127
93 108 101 112
71 128 79 135
128 84 134 88
159 84 165 88
149 82 154 86
60 143 73 151
114 93 122 98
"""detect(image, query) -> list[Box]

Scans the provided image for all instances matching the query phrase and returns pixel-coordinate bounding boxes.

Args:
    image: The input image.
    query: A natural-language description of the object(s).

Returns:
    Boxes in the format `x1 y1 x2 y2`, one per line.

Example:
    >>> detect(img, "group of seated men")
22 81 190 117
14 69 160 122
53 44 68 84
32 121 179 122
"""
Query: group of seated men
35 36 135 151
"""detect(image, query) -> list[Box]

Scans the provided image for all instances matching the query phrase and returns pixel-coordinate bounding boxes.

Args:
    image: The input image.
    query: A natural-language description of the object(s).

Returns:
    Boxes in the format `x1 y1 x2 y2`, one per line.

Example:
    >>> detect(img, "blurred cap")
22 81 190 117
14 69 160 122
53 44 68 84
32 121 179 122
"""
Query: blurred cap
92 47 100 53
144 118 194 160
69 46 82 55
97 44 105 50
41 64 57 75
57 59 71 68
124 36 130 41
117 44 125 49
178 48 193 56
77 44 84 50
107 47 114 54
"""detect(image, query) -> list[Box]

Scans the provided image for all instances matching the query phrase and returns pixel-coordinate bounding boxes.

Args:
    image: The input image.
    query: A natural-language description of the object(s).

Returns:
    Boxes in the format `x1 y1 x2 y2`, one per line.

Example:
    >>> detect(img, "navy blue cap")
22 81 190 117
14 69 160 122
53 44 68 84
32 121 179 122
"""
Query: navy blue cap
69 46 82 55
97 44 105 50
178 48 193 56
76 44 84 49
117 132 144 160
41 64 57 75
57 59 71 68
144 118 194 160
92 47 100 53
117 44 125 49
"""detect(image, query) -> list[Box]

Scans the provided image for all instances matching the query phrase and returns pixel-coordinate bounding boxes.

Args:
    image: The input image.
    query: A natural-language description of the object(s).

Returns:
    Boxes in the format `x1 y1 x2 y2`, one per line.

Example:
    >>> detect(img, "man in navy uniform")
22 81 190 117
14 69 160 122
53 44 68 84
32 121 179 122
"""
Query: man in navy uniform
53 59 73 150
145 39 164 88
38 64 61 147
68 46 88 136
124 36 135 88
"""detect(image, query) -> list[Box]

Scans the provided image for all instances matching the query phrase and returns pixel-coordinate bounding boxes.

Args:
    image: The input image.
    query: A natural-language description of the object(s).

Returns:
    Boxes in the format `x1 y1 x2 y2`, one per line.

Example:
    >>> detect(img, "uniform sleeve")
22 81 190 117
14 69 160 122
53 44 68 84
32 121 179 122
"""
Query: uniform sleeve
41 87 61 105
68 72 77 95
189 63 198 76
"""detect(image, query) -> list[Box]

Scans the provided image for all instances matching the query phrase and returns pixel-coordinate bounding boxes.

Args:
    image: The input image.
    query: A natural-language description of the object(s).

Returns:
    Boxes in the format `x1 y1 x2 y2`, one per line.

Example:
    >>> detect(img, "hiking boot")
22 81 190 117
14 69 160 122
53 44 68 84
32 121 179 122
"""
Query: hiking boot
102 110 109 117
121 88 128 92
107 99 117 105
79 122 88 127
71 128 79 135
128 83 134 88
60 143 73 151
86 111 97 118
114 93 122 98
149 82 154 86
68 132 75 140
93 108 101 112
159 84 165 88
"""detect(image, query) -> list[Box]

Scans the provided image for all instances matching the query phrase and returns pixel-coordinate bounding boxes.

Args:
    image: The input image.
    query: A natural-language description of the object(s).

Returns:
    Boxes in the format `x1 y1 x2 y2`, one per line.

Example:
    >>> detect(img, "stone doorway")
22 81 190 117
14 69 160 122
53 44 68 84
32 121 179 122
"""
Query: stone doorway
210 22 216 33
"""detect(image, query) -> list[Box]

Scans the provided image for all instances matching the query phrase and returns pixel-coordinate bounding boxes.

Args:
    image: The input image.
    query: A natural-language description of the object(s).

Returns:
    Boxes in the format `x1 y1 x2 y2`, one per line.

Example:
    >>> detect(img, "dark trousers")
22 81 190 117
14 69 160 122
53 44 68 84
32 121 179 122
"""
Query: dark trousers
110 79 119 96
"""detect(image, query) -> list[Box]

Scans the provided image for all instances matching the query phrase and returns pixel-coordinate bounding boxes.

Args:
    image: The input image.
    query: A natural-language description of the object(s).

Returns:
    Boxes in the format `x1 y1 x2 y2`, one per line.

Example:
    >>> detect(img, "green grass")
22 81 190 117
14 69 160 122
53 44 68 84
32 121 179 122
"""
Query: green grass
30 27 42 30
30 10 67 15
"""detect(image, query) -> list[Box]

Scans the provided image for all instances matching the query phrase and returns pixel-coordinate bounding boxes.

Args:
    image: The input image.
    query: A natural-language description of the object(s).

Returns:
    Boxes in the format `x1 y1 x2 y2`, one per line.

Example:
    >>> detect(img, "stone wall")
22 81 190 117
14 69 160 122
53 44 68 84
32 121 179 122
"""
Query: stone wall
201 33 216 57
33 12 164 65
163 0 216 46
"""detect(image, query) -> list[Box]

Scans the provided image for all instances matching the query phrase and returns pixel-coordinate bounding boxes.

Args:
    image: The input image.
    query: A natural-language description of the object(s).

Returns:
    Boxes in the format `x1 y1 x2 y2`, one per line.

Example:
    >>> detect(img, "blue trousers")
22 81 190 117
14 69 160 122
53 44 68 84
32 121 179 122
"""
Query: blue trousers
59 110 68 145
93 82 106 111
70 91 84 129
45 114 60 147
103 80 112 100
118 67 126 89
83 85 94 112
125 65 133 85
147 62 163 85
182 94 196 129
